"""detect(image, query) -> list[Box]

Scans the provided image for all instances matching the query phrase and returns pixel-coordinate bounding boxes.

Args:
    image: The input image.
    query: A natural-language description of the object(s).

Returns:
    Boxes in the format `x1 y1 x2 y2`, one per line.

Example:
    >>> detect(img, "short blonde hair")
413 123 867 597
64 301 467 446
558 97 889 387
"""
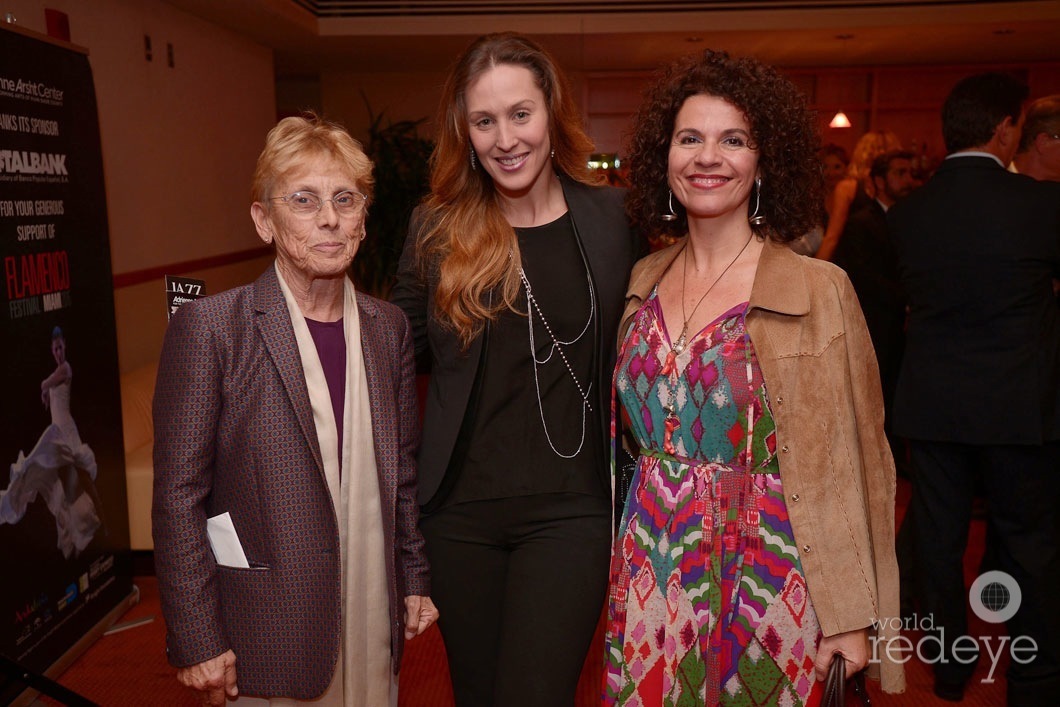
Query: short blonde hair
251 113 374 206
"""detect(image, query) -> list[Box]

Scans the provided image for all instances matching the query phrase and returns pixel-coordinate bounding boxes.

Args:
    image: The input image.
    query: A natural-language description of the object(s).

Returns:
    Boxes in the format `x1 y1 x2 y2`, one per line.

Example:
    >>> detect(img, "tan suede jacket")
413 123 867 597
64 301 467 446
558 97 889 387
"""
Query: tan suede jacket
620 237 905 694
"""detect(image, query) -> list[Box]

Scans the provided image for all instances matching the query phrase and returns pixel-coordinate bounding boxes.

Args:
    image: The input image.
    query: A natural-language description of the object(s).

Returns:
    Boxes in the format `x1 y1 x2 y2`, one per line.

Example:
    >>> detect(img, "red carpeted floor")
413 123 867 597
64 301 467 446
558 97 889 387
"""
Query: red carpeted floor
34 478 1009 706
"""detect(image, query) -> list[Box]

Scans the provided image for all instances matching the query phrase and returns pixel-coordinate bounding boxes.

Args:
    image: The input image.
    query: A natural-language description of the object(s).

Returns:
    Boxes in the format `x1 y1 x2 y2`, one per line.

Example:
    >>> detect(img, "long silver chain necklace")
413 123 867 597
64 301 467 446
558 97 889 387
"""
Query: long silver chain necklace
518 265 595 459
671 234 754 354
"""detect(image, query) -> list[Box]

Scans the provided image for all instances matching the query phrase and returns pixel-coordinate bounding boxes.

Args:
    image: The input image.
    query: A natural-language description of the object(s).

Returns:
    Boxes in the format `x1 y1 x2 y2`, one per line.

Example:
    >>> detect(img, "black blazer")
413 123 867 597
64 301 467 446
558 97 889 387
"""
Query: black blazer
391 175 637 506
888 155 1060 444
834 199 906 382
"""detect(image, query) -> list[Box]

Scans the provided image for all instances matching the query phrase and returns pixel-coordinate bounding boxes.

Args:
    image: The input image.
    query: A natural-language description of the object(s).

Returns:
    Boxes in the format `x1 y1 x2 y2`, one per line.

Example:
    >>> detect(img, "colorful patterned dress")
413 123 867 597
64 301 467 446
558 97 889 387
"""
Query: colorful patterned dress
604 290 822 706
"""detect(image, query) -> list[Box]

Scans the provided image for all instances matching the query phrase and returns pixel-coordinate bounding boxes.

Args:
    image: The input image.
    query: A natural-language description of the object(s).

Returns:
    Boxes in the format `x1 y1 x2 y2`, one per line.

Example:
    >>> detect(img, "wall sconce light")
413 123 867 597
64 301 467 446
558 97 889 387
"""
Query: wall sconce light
829 111 852 129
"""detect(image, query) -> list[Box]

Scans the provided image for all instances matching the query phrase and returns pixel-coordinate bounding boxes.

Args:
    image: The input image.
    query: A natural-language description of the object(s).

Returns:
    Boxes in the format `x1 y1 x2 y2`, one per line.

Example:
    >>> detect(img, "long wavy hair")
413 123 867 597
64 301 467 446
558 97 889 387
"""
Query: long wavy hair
626 49 823 243
418 32 597 348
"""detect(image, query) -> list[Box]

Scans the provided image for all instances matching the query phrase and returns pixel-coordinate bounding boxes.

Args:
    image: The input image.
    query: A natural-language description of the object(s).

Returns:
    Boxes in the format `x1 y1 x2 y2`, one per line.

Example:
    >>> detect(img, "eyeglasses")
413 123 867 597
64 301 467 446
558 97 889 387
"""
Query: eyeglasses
270 190 367 217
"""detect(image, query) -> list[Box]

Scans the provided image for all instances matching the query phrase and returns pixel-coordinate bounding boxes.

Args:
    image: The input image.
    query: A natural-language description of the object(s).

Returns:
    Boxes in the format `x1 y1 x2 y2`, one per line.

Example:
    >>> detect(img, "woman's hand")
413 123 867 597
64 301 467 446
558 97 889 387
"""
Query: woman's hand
177 649 238 706
403 595 439 639
814 627 870 681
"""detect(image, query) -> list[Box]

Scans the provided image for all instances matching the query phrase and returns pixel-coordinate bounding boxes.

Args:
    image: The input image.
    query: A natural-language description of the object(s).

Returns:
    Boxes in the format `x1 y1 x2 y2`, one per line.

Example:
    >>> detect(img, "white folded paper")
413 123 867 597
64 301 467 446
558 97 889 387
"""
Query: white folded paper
206 511 250 568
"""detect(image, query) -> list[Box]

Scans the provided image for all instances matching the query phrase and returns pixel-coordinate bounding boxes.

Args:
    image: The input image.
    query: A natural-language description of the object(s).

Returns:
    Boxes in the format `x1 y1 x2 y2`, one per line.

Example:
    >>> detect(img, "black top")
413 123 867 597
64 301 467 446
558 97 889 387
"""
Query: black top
449 212 604 503
391 176 638 508
849 184 873 216
834 201 906 361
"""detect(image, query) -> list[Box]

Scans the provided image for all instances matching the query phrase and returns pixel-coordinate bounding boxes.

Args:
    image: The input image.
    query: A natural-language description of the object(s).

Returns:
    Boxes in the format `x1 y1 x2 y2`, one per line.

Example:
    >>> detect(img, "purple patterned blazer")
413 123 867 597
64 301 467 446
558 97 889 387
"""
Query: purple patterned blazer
152 266 428 699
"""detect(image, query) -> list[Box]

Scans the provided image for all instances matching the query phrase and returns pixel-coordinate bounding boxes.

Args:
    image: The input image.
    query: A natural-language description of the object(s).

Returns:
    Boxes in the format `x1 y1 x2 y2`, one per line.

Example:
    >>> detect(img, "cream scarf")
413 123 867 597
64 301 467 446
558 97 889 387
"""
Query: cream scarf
237 265 394 705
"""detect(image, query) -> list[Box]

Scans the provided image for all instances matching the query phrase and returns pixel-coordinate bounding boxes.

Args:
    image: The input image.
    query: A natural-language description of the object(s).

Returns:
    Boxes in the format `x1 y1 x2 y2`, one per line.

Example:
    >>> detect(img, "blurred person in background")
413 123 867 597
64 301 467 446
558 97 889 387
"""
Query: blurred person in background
890 72 1060 704
816 129 903 261
821 142 851 221
1013 94 1060 181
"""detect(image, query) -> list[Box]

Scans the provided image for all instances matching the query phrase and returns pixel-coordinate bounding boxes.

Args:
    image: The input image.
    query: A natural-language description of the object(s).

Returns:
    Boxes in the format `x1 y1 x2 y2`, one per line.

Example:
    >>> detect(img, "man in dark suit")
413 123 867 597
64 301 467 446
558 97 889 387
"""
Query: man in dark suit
890 72 1060 704
835 149 916 445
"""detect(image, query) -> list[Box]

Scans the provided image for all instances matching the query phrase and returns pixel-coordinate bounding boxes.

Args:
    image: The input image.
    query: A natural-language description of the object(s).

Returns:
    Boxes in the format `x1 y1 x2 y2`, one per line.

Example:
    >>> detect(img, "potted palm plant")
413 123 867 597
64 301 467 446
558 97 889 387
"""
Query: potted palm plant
351 99 434 297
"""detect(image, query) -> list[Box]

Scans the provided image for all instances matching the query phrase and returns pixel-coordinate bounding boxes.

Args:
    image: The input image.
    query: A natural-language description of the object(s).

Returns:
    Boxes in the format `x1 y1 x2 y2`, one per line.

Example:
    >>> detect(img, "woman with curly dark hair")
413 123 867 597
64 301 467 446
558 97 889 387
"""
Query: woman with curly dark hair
604 50 905 704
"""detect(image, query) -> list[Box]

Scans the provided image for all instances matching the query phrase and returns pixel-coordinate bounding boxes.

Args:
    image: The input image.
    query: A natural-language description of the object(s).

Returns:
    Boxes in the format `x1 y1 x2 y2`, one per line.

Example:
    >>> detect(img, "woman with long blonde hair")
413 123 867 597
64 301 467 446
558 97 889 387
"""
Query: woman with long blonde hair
815 129 902 261
392 32 638 706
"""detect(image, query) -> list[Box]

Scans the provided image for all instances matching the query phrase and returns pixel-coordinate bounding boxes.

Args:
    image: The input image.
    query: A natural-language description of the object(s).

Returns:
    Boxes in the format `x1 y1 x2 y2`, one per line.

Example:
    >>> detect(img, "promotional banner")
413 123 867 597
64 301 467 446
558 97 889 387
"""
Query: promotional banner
0 25 132 701
165 275 206 319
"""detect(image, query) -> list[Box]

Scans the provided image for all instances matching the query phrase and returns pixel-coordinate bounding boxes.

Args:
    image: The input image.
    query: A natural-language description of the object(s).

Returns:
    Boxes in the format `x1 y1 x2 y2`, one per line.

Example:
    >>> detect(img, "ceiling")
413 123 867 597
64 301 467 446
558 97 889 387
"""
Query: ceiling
163 0 1060 77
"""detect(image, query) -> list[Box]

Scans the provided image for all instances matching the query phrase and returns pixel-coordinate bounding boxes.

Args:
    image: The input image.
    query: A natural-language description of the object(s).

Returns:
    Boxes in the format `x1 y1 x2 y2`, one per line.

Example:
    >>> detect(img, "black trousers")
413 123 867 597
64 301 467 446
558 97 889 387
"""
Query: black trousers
420 493 611 707
909 440 1060 705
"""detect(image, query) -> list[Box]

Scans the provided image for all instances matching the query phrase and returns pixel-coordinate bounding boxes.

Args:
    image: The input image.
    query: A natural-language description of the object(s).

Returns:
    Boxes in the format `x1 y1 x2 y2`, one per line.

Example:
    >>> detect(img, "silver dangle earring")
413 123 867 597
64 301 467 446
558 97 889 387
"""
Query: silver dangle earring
749 177 766 226
660 189 678 222
550 148 555 159
470 145 477 171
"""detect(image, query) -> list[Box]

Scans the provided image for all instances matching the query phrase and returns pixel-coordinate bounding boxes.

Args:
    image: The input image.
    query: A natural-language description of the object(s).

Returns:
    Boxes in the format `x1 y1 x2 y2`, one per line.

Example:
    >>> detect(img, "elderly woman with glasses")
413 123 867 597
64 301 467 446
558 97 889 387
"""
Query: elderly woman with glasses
152 114 437 707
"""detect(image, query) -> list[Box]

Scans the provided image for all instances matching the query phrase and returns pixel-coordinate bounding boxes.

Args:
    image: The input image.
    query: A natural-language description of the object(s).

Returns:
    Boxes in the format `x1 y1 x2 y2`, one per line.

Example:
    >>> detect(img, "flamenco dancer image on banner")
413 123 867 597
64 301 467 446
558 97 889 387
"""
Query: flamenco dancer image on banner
1 326 106 559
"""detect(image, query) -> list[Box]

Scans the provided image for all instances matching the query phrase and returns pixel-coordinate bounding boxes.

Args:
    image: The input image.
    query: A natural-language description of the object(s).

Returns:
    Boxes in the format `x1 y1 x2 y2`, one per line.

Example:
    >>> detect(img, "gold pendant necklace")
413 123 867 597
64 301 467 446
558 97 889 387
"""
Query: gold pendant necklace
672 234 754 354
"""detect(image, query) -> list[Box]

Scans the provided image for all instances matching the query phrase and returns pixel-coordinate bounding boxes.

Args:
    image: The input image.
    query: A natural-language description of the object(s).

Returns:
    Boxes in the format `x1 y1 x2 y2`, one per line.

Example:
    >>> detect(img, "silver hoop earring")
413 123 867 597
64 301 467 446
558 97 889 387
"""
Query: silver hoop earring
470 145 477 171
660 189 678 222
749 177 766 226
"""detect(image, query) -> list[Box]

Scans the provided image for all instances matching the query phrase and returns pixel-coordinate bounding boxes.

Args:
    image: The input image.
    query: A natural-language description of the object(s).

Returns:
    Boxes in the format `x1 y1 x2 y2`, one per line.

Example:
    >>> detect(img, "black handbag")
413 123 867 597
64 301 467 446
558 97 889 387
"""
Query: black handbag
822 653 871 707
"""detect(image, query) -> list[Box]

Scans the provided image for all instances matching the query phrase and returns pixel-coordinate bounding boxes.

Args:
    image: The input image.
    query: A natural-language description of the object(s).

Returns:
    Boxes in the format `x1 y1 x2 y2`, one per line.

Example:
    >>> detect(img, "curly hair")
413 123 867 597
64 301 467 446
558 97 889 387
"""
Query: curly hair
417 32 598 348
625 49 823 243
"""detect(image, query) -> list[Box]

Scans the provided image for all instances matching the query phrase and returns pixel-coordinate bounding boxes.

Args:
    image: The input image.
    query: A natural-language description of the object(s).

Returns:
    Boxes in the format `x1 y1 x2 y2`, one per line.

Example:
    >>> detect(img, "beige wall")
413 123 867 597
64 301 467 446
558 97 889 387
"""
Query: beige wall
318 66 590 148
320 69 448 146
4 0 277 370
115 255 275 375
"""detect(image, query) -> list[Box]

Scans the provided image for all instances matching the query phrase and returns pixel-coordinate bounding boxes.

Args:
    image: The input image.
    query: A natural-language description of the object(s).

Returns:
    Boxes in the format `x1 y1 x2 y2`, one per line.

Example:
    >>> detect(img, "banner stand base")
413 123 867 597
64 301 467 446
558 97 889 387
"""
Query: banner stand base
10 585 141 707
